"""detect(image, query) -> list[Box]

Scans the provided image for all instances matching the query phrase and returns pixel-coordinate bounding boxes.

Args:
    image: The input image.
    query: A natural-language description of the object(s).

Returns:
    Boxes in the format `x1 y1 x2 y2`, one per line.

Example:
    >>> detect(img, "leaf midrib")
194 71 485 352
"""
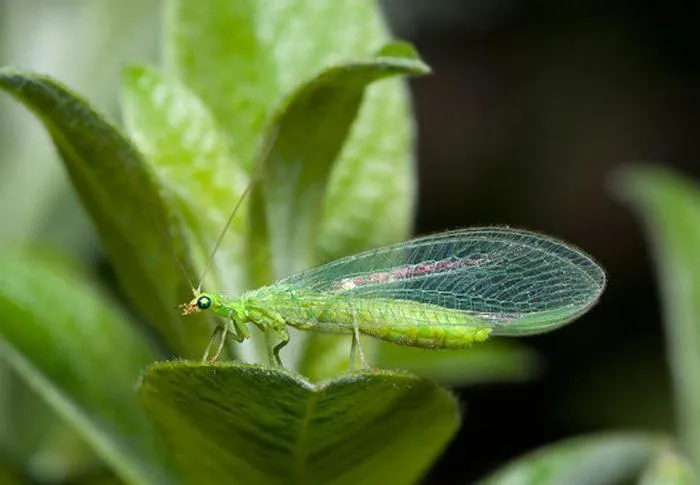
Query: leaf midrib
293 389 320 484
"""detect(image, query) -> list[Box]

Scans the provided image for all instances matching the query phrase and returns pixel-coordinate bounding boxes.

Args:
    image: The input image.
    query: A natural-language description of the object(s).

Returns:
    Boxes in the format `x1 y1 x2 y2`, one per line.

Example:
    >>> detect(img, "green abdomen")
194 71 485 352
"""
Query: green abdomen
247 292 492 349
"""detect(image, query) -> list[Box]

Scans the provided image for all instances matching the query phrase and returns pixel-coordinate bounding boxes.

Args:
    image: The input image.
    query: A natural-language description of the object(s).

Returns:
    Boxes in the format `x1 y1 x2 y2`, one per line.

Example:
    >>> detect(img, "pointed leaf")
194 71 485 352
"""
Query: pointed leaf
121 64 249 295
164 0 400 166
259 44 429 278
139 362 458 485
0 250 176 484
317 43 421 263
0 68 208 357
166 0 422 269
480 433 661 485
614 165 700 471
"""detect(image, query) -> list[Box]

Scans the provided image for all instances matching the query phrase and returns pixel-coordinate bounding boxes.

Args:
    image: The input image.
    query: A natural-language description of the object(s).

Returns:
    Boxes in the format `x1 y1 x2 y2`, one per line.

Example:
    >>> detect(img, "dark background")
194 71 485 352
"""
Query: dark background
384 0 700 482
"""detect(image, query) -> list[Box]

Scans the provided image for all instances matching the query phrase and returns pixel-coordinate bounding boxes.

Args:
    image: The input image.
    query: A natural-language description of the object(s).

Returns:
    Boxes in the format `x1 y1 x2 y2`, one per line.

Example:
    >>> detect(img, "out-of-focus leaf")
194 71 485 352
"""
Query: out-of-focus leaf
0 458 21 485
139 362 458 485
0 250 176 484
639 445 697 485
375 340 541 386
121 64 248 297
479 433 661 485
164 0 401 166
614 165 700 472
0 68 208 358
26 419 102 484
165 0 422 271
0 366 56 468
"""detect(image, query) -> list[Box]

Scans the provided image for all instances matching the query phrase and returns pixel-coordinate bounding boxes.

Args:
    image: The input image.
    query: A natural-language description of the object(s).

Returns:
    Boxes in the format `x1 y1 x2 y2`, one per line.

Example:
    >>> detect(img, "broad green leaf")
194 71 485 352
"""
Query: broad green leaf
316 43 420 264
166 0 421 266
258 45 429 278
375 341 541 386
121 64 248 296
0 250 176 485
164 0 396 166
639 446 697 485
139 362 458 485
614 166 700 471
480 433 661 485
0 68 208 358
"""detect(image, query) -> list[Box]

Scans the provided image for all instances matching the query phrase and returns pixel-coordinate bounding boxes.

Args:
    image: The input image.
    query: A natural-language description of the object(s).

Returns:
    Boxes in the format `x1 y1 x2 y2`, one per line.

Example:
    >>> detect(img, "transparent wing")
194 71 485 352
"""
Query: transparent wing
262 227 606 334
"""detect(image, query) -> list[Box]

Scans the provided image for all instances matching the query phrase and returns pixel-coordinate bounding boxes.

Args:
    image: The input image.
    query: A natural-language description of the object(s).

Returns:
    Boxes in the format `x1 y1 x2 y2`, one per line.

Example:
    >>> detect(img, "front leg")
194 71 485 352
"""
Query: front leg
207 319 250 362
202 326 223 362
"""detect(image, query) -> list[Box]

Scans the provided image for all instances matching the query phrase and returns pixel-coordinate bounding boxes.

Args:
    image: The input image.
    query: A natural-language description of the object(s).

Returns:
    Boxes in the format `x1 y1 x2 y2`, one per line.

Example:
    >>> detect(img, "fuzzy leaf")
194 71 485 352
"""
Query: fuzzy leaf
0 68 209 358
165 0 423 270
121 64 248 296
258 45 430 279
0 250 176 485
164 0 402 166
139 362 458 485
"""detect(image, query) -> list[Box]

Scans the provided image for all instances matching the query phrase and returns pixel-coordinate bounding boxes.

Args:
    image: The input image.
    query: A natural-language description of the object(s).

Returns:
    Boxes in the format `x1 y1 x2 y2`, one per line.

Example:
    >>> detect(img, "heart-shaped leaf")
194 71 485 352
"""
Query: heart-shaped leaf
139 362 458 485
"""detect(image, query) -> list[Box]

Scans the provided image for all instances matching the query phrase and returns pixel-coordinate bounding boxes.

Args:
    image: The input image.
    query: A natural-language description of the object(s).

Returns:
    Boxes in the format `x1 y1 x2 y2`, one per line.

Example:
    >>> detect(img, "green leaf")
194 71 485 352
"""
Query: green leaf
164 0 401 167
0 68 208 358
639 445 697 485
0 249 176 485
258 45 430 278
254 46 428 375
165 0 423 267
375 340 542 386
0 460 21 485
139 362 459 485
0 373 100 483
121 64 249 296
479 433 661 485
316 43 423 264
613 165 700 472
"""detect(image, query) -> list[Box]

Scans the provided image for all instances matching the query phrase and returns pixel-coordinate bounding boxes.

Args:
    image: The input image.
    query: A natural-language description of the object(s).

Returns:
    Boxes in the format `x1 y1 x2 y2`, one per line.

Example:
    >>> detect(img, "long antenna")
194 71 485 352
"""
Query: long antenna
143 174 197 292
195 129 278 293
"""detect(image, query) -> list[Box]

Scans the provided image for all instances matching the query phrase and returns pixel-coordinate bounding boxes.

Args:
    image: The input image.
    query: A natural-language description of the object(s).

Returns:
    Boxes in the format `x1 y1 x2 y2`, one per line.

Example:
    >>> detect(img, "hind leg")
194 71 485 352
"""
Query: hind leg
202 326 223 362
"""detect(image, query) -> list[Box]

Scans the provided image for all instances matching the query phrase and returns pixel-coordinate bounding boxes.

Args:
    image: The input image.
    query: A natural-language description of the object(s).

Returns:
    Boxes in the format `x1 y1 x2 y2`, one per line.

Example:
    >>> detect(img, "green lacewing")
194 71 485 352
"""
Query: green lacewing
181 226 606 366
